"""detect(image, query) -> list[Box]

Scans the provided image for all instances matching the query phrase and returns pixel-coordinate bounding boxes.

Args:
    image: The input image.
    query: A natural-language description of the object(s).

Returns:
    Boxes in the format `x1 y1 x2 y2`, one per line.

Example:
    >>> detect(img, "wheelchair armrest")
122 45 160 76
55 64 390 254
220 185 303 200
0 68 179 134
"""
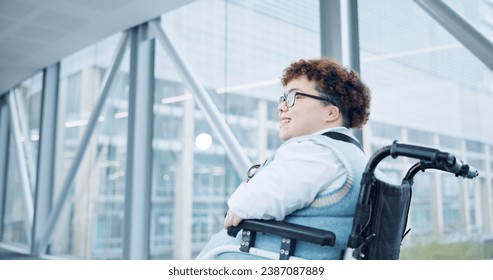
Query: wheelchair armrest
227 219 335 247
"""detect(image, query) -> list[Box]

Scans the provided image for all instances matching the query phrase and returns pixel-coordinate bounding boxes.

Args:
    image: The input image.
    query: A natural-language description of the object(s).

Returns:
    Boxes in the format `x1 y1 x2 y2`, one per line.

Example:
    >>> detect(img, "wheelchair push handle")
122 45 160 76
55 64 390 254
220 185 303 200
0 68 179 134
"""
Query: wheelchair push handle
391 141 479 179
391 141 448 162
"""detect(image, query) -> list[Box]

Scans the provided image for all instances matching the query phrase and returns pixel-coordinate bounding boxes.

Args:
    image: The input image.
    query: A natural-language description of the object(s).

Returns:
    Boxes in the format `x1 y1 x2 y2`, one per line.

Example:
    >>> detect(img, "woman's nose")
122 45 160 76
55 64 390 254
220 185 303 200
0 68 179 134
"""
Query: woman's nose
278 101 287 112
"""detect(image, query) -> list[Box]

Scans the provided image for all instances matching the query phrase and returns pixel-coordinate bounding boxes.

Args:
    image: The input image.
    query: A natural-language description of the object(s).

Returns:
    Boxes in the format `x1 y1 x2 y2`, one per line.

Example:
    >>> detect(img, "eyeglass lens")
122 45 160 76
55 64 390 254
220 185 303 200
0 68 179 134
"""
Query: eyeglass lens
279 92 296 108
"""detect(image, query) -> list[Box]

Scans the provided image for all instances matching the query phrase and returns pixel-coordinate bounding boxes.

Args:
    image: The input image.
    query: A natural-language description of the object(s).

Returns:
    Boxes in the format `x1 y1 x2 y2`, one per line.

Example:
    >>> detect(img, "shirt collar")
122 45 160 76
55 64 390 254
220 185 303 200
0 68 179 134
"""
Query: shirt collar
280 127 351 146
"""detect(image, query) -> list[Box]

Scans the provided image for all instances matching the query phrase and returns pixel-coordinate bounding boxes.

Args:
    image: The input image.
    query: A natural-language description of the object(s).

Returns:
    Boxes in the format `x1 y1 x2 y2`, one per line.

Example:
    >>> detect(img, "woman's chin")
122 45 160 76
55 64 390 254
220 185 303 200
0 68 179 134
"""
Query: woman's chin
279 130 290 141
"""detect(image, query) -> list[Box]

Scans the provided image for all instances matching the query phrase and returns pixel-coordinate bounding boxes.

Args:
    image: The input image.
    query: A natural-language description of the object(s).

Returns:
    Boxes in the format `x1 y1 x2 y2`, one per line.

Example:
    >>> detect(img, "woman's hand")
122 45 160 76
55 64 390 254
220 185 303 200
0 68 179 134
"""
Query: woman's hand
224 209 243 229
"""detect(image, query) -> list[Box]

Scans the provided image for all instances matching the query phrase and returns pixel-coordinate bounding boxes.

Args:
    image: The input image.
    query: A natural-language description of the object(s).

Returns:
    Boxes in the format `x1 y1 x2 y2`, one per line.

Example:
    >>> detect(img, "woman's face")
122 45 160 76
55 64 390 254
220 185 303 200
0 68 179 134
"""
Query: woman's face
278 76 332 141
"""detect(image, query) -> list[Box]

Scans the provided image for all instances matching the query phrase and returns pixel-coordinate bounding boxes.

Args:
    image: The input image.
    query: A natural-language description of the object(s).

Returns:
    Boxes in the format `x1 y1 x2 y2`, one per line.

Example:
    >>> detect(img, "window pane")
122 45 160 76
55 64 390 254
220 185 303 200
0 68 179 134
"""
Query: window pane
2 73 43 247
151 0 320 259
51 33 129 259
359 0 493 259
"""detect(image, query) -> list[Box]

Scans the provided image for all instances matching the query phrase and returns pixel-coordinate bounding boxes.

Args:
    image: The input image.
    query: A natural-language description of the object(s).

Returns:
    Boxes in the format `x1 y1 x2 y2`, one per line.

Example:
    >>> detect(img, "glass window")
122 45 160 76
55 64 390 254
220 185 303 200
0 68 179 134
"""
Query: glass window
439 135 461 150
151 0 320 259
491 178 493 199
3 0 491 261
149 204 173 259
2 72 43 247
51 33 129 259
467 158 484 172
466 140 484 153
407 128 434 146
441 173 462 231
371 121 402 140
410 173 434 234
358 0 493 253
442 174 460 198
3 135 29 245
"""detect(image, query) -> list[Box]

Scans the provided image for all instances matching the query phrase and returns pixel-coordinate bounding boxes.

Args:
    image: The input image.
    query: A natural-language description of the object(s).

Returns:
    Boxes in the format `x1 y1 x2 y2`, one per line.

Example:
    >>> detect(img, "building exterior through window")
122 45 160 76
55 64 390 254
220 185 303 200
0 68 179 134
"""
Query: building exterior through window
0 0 492 260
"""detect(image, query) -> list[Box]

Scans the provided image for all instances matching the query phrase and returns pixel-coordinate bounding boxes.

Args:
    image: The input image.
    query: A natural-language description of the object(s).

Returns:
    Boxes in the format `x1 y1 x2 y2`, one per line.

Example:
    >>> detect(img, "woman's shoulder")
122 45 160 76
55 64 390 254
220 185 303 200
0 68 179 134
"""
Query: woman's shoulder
276 134 337 160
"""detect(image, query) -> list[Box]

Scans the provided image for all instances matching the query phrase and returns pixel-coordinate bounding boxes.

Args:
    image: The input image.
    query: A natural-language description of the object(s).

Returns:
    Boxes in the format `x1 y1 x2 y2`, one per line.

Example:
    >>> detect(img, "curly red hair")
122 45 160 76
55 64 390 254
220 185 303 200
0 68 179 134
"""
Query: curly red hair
281 58 371 128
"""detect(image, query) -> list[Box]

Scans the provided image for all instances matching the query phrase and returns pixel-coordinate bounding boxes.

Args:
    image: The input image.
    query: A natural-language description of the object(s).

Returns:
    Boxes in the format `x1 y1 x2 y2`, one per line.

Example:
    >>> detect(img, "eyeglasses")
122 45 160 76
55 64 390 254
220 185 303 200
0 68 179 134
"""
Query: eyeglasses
278 91 330 108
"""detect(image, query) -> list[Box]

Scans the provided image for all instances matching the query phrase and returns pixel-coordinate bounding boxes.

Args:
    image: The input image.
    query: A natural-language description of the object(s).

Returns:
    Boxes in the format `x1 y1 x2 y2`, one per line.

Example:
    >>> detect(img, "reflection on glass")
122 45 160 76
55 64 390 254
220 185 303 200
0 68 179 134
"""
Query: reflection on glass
2 73 43 247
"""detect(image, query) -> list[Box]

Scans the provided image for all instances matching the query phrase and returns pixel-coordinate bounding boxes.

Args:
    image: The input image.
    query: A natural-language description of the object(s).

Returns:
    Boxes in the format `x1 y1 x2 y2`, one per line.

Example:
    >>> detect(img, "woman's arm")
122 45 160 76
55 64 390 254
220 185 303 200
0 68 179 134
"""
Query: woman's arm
227 138 345 221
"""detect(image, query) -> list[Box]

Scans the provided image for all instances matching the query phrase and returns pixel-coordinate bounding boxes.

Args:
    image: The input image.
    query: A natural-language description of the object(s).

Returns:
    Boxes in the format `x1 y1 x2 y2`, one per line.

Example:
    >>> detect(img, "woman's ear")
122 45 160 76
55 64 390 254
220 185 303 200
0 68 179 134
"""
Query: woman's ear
326 105 341 122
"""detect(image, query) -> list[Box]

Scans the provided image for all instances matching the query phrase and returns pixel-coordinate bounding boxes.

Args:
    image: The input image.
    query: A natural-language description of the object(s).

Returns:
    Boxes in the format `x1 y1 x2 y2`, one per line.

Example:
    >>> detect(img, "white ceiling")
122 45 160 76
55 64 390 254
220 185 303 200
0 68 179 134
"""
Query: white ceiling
0 0 195 95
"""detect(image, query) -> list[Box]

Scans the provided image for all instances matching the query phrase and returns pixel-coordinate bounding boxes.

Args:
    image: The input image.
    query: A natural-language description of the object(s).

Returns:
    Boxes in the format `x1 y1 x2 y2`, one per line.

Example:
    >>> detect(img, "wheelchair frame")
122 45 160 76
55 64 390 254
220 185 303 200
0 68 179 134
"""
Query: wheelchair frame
200 141 479 260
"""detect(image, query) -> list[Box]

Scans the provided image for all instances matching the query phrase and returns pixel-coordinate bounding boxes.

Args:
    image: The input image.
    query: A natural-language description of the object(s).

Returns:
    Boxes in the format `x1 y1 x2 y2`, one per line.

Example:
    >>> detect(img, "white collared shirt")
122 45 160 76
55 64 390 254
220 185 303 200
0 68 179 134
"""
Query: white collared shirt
227 127 351 221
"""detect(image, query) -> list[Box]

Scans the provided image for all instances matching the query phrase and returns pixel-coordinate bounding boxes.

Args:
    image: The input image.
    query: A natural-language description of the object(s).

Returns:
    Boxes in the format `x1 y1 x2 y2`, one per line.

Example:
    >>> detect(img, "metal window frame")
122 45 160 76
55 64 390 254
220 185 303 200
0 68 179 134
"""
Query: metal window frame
13 90 37 190
7 91 34 245
31 63 59 257
0 95 10 242
320 0 360 73
320 0 363 144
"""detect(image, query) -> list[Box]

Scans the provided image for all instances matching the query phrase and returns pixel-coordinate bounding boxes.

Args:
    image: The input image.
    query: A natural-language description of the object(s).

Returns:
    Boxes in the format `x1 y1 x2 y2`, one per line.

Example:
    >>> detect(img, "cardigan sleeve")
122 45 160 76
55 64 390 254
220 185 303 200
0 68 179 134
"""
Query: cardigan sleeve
227 138 346 221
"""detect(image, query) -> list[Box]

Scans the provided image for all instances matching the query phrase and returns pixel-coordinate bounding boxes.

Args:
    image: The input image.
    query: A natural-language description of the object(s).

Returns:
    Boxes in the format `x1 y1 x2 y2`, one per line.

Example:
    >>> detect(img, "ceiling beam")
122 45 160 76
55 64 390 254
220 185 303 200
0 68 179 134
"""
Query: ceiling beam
414 0 493 72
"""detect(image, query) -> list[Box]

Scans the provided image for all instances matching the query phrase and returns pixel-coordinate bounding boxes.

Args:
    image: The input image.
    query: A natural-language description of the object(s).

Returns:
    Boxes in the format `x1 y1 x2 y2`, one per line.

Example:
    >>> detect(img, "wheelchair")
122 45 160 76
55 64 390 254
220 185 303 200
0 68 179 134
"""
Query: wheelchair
199 141 479 260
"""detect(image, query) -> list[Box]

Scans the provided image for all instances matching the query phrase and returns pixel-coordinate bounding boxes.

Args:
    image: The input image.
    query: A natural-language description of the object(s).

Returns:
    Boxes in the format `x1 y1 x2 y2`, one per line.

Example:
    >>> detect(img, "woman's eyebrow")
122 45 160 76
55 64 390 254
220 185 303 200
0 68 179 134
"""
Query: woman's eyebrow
286 88 300 94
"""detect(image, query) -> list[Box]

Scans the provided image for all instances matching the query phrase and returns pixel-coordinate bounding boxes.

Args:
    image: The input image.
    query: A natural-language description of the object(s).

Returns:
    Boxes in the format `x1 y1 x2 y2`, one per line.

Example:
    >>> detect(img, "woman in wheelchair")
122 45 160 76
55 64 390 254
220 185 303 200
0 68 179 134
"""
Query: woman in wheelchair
196 57 372 260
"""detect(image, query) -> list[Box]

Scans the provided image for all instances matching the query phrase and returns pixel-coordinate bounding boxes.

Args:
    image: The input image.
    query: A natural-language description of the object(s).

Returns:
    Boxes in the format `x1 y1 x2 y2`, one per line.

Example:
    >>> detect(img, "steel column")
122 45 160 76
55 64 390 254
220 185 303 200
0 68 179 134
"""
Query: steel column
172 92 194 259
320 0 343 62
123 24 154 260
0 96 10 241
31 63 59 256
320 0 363 144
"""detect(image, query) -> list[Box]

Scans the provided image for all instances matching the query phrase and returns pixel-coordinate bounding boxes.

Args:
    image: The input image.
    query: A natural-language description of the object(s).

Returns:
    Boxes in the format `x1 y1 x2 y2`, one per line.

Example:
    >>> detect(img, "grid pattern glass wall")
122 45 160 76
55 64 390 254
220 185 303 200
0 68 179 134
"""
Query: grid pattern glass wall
1 0 320 259
1 0 493 260
153 0 320 259
359 0 493 255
